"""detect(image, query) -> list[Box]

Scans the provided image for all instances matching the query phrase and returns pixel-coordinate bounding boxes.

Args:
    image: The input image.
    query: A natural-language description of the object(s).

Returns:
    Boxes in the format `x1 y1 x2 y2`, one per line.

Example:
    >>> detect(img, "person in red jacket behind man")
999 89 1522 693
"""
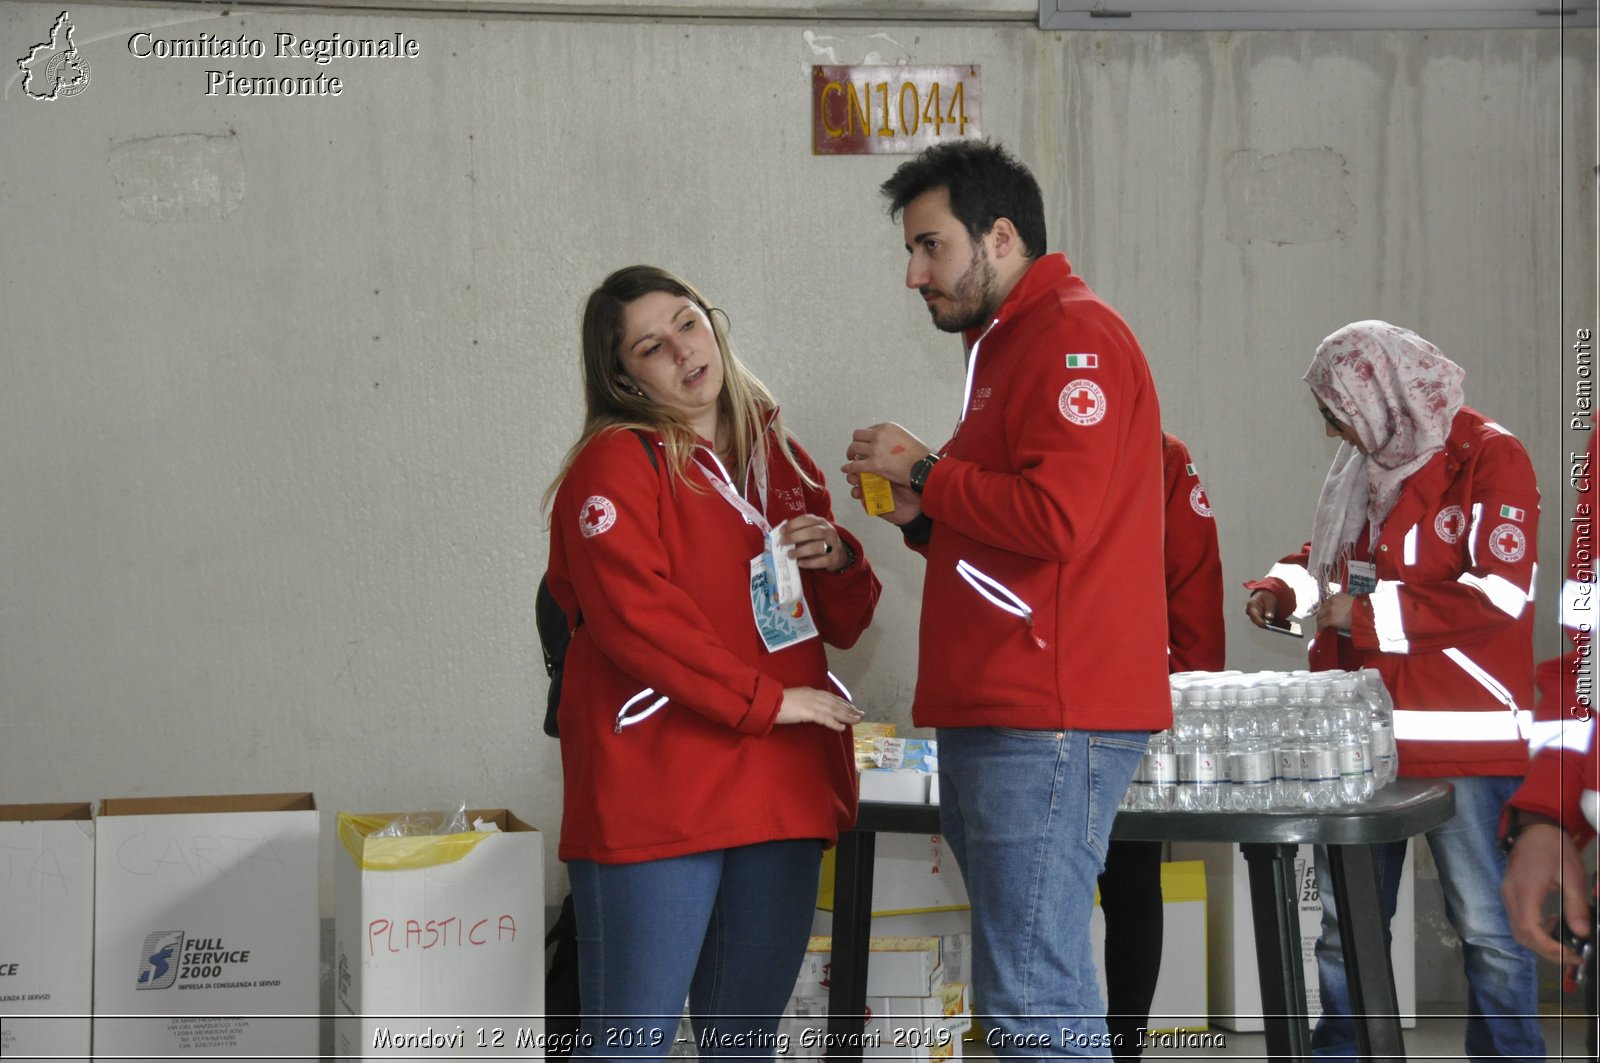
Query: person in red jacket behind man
1100 432 1225 1059
546 265 881 1061
845 140 1169 1057
1245 320 1542 1061
1501 432 1599 1058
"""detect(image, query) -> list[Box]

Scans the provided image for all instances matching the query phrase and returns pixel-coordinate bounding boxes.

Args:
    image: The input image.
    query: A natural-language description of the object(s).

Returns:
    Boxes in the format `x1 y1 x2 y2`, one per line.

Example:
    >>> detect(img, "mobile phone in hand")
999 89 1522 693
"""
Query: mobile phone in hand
1263 617 1304 638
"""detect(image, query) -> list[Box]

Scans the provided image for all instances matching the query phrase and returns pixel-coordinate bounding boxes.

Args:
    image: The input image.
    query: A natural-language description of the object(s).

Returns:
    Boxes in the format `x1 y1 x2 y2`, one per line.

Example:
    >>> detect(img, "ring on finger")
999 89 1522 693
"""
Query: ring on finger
823 542 833 555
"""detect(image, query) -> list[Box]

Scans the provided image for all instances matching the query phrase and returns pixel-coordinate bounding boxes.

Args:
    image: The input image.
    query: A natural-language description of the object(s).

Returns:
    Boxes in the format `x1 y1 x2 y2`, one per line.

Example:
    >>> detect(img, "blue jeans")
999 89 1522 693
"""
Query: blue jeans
1311 776 1544 1062
567 840 823 1062
938 726 1148 1059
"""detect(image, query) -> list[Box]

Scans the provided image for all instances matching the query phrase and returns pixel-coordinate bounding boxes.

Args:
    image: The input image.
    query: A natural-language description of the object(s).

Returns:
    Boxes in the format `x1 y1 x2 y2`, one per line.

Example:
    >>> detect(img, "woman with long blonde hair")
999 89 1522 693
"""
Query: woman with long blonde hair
545 265 880 1060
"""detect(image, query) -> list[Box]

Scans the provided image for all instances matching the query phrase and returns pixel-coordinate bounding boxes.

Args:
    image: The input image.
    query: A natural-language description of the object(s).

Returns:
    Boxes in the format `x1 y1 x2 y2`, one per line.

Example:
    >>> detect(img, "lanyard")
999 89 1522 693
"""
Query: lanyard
699 446 771 533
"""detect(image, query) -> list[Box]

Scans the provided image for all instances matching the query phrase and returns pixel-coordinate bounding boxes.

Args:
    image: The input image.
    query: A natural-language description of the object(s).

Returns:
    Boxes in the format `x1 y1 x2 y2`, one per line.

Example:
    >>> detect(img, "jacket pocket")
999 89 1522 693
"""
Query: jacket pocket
614 686 669 733
955 560 1047 650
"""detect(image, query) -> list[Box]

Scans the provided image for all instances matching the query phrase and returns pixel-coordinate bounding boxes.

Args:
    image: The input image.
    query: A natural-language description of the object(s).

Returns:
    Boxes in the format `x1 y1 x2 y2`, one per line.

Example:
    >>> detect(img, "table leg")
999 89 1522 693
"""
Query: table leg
1242 842 1314 1062
1326 844 1405 1063
826 829 876 1063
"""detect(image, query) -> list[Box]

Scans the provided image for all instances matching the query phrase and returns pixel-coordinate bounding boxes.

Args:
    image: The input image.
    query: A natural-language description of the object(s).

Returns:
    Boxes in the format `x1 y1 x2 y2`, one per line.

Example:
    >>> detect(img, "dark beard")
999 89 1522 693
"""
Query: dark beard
929 243 999 333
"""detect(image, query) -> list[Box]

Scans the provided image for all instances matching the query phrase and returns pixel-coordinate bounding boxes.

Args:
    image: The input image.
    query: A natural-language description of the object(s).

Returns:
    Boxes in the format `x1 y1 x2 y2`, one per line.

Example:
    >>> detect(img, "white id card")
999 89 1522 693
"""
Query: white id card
764 522 805 608
1346 559 1378 597
749 555 818 653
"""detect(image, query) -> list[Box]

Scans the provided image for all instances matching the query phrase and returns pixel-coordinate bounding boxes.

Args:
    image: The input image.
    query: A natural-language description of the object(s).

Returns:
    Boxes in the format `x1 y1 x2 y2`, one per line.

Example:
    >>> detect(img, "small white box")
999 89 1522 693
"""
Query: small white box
858 770 930 804
0 803 94 1062
92 792 320 1059
333 809 544 1058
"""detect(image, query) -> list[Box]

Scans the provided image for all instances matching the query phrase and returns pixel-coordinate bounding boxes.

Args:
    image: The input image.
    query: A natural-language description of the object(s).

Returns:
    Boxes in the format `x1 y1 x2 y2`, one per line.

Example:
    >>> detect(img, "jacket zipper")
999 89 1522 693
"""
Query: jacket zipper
614 687 669 733
955 560 1047 650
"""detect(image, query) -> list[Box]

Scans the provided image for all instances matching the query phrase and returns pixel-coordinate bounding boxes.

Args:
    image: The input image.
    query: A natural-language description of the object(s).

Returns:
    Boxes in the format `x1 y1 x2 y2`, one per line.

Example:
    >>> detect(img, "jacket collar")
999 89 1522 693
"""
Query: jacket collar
962 252 1074 348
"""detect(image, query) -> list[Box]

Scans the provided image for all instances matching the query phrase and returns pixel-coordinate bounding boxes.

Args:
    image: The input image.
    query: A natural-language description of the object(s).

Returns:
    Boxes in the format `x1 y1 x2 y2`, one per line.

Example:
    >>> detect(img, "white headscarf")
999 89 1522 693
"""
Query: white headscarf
1303 320 1465 591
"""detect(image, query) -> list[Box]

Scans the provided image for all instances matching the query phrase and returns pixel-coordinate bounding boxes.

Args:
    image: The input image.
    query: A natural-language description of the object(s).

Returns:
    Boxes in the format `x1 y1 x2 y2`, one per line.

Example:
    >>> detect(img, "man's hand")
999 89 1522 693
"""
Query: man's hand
842 423 931 526
1501 821 1592 964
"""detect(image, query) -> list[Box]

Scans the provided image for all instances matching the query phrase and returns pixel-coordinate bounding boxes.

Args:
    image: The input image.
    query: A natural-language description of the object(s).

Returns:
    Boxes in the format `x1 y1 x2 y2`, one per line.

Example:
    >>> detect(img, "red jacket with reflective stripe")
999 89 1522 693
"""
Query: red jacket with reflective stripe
1507 435 1598 842
1163 433 1226 674
1248 407 1539 777
910 254 1171 732
548 426 881 863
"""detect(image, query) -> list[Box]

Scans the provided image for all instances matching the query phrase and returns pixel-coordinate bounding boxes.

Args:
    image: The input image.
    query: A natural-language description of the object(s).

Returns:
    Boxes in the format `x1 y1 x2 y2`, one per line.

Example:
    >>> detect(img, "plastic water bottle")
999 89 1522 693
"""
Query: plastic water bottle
1329 676 1375 804
1276 682 1308 809
1227 687 1275 811
1359 668 1398 788
1142 726 1177 811
1175 689 1224 811
1299 682 1342 809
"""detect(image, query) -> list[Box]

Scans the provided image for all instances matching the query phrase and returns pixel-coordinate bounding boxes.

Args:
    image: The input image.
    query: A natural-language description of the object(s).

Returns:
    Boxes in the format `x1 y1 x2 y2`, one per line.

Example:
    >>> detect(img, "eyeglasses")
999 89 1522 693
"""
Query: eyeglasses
1316 404 1343 430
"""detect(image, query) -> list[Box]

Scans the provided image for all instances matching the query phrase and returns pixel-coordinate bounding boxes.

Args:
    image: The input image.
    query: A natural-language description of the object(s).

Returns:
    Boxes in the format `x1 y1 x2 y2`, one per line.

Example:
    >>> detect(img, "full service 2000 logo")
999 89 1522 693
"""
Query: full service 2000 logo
136 931 259 990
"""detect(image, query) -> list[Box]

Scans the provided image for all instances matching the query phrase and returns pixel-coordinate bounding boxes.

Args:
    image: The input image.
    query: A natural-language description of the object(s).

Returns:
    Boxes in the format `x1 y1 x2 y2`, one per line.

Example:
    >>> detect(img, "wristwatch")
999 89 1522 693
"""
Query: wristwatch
1499 806 1560 853
909 453 942 495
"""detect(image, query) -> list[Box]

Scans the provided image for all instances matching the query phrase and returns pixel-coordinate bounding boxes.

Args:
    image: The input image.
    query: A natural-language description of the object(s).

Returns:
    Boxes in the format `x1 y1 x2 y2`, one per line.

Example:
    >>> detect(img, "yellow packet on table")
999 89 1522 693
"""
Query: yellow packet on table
860 472 895 516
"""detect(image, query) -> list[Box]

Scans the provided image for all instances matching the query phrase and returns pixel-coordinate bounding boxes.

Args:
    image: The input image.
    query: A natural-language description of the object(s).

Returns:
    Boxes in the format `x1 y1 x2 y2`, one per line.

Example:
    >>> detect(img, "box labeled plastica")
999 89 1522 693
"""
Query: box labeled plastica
0 803 94 1062
333 809 544 1058
92 792 319 1059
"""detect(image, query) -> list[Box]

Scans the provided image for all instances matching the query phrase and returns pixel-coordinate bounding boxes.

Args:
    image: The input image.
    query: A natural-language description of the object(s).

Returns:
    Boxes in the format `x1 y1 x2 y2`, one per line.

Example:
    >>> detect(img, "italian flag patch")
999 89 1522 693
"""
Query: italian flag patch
1064 353 1099 369
1499 505 1525 522
1185 463 1198 476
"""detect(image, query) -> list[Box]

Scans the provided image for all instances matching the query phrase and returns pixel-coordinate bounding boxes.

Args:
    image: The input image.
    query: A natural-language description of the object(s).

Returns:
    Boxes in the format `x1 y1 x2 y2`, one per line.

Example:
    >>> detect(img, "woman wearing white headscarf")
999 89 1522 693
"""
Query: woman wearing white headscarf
1245 320 1543 1061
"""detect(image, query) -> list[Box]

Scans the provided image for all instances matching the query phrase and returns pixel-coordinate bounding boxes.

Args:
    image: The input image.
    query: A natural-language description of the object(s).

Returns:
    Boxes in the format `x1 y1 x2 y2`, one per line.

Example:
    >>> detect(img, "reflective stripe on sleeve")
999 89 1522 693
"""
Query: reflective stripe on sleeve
1370 580 1409 653
1467 503 1484 568
1403 524 1419 566
1266 562 1321 612
1530 717 1596 756
1394 708 1534 743
1458 571 1531 619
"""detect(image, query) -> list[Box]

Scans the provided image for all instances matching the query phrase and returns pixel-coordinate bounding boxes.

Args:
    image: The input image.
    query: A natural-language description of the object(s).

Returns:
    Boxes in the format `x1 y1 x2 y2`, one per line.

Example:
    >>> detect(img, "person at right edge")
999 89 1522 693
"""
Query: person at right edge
1500 431 1599 1061
1244 320 1543 1061
843 140 1171 1057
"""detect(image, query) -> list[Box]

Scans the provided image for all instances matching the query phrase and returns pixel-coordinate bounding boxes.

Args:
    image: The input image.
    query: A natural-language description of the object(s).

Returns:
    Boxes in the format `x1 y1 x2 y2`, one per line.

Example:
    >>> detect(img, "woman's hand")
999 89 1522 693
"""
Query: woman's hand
777 687 864 732
1245 589 1281 628
779 515 850 573
1316 592 1356 633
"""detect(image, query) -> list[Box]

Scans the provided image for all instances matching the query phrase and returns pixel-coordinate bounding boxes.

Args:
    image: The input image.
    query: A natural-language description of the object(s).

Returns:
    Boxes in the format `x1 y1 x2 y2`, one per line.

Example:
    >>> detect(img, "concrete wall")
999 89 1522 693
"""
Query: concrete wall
2 0 1592 1007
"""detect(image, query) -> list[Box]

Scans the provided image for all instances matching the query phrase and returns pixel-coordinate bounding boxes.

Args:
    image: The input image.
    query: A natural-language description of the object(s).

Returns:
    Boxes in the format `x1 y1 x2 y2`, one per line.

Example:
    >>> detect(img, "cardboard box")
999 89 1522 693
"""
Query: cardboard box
1091 859 1208 1033
1171 841 1415 1032
792 935 943 1000
333 809 544 1058
92 792 319 1059
782 983 969 1062
819 832 968 916
0 803 94 1062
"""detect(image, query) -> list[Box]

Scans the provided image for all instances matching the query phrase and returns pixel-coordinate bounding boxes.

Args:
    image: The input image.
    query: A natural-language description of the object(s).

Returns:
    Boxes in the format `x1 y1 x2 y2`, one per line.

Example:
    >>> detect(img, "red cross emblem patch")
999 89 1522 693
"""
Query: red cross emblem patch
1488 522 1526 563
1433 505 1465 545
1190 483 1212 518
579 495 618 539
1058 379 1107 426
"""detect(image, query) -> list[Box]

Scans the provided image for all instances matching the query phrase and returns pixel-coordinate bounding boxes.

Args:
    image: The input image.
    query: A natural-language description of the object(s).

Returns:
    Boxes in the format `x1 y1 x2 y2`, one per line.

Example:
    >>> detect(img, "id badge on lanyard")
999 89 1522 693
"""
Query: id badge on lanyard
700 449 819 653
1345 559 1378 597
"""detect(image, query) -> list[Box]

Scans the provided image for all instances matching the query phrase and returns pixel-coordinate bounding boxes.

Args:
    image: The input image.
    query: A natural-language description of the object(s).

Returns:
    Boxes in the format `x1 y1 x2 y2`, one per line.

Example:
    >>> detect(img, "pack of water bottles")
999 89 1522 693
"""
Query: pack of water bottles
1123 668 1398 812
